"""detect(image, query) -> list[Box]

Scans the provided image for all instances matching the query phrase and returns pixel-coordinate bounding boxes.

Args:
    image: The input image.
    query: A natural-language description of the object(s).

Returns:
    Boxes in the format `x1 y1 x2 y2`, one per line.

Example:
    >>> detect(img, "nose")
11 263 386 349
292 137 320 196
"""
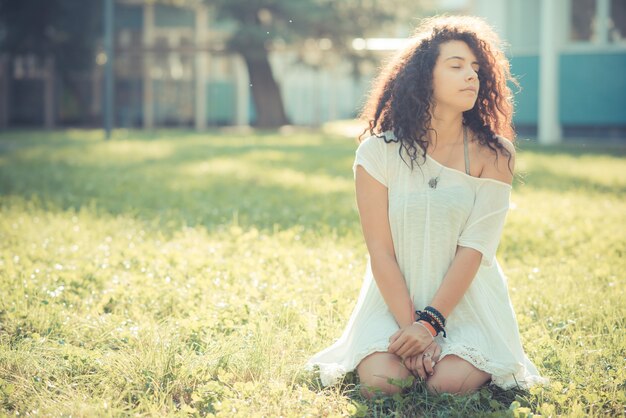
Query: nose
466 68 477 81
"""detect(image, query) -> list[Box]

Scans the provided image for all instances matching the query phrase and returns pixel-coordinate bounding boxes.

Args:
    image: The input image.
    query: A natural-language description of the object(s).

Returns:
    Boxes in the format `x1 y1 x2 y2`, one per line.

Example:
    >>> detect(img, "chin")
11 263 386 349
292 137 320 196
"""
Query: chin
455 104 476 113
459 100 477 112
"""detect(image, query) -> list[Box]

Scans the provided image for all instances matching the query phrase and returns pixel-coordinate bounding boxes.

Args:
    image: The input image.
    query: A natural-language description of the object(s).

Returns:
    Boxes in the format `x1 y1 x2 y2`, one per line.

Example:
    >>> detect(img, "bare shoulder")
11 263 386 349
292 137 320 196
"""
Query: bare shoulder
478 135 516 185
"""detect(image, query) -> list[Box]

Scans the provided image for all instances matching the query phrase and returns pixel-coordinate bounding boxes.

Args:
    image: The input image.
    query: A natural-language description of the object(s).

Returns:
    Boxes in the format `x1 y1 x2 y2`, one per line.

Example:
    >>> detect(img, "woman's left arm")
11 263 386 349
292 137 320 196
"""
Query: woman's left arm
424 246 483 318
389 139 515 354
428 139 515 318
388 245 483 357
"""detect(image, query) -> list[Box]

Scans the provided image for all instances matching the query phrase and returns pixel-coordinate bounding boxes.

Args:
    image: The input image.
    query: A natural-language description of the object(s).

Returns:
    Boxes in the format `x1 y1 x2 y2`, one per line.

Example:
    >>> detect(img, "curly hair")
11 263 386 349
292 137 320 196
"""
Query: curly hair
358 15 518 174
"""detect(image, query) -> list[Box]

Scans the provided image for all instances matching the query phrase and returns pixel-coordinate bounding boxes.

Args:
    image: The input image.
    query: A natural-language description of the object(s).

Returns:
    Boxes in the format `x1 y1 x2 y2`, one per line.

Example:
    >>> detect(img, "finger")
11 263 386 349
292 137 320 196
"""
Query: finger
390 335 408 354
433 344 442 363
404 356 416 377
412 357 424 379
389 329 401 344
395 338 414 358
423 351 435 376
422 340 434 351
388 333 406 353
415 354 427 380
408 356 419 377
401 337 431 358
399 343 419 359
403 355 411 366
404 356 416 376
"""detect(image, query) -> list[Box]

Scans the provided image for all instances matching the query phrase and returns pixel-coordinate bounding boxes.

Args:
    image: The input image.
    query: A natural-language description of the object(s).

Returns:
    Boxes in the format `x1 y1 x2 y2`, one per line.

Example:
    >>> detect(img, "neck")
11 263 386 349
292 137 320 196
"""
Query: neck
427 109 464 148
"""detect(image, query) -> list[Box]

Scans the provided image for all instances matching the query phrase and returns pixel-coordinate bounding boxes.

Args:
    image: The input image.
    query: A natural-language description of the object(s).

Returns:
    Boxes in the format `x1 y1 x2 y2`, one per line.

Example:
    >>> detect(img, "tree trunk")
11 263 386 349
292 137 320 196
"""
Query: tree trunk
0 55 10 129
44 55 56 129
241 51 288 128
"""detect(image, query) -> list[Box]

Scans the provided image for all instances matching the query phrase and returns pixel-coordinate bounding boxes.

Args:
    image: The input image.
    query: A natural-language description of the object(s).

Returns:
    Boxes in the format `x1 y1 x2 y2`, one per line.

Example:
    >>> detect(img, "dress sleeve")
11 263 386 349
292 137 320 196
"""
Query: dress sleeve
352 135 388 187
457 182 512 268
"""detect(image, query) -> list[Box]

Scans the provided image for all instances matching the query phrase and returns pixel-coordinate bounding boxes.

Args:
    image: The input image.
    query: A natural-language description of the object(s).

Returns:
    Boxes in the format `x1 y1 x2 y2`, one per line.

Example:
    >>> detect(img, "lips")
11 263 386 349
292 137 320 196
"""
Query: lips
461 87 478 93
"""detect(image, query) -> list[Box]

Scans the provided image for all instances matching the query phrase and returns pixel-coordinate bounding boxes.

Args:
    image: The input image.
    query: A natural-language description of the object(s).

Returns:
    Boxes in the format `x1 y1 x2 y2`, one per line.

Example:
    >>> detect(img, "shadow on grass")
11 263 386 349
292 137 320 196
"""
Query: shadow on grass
0 130 624 237
0 132 359 235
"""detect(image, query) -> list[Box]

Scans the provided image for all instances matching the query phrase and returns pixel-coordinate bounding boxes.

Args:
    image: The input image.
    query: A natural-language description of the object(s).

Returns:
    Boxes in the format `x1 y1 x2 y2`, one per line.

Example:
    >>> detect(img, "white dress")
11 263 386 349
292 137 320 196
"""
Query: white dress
306 131 549 390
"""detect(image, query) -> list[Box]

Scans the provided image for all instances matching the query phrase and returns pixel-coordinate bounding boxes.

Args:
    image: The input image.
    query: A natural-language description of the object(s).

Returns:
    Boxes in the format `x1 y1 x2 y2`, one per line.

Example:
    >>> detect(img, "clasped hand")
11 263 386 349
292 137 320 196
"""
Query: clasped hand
388 322 441 380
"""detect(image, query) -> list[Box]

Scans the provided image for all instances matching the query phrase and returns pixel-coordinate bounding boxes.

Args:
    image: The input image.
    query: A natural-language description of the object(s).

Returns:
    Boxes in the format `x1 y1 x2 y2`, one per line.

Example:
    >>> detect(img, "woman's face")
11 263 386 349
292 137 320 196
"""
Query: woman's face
431 40 480 113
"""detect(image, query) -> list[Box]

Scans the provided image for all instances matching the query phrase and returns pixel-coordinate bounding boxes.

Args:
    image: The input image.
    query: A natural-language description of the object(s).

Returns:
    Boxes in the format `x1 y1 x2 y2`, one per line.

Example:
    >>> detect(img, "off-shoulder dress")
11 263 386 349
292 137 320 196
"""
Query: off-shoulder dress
306 131 549 390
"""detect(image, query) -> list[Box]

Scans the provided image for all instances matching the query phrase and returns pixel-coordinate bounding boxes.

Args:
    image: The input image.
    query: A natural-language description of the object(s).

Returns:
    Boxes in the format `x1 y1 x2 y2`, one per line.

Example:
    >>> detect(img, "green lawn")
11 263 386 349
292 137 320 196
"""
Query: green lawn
0 129 624 417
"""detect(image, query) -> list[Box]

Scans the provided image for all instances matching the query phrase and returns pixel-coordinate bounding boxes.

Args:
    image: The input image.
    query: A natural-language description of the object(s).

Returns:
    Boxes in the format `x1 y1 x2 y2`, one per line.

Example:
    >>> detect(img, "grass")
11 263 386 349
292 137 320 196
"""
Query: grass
0 128 624 417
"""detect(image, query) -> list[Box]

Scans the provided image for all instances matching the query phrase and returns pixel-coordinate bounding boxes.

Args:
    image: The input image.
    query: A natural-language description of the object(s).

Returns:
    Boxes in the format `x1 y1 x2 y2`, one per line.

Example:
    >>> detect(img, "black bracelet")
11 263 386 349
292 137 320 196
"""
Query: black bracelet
422 310 444 330
415 309 447 338
424 305 446 327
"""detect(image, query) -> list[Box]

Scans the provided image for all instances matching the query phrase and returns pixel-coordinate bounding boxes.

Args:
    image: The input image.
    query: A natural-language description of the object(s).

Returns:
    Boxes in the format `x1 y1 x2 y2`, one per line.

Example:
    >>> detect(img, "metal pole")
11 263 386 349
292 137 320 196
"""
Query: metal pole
104 0 114 140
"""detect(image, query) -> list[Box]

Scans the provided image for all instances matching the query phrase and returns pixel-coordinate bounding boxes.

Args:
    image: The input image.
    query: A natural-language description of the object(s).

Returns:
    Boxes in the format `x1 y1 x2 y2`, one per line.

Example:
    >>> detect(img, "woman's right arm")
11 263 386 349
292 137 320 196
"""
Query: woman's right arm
355 164 415 328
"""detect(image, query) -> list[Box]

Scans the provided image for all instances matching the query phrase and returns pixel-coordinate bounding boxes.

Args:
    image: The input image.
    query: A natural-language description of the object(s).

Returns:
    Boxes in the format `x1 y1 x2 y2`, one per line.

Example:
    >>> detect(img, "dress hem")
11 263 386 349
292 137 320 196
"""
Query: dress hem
307 340 550 391
306 340 391 387
439 343 550 390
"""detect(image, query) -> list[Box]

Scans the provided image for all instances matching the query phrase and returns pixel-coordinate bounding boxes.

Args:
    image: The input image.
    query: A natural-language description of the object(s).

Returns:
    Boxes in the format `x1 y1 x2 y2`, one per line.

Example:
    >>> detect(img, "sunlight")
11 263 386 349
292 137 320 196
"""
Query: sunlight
352 38 413 51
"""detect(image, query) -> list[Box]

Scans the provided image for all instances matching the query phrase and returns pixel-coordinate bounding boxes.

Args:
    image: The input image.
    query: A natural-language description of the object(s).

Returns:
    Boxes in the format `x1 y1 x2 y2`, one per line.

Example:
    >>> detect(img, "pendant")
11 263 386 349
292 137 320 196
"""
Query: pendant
428 177 439 189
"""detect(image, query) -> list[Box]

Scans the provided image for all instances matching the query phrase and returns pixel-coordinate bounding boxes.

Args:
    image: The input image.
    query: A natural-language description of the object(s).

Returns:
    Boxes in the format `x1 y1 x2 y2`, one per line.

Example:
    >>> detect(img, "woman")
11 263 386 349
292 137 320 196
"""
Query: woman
306 15 549 397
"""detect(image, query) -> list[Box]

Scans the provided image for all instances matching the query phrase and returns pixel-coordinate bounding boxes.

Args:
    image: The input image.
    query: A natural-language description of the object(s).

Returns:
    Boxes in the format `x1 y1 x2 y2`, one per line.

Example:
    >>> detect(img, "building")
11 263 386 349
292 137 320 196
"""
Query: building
470 0 626 142
0 0 369 130
0 0 624 142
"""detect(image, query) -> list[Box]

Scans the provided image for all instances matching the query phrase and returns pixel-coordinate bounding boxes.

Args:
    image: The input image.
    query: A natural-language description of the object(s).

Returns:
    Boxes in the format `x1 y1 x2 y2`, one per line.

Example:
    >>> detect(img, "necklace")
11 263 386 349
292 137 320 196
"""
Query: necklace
428 126 466 189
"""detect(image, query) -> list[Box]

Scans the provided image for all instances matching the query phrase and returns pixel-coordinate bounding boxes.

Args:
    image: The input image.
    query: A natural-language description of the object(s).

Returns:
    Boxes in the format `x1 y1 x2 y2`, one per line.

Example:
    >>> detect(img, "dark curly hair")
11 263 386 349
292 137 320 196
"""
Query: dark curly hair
358 15 518 174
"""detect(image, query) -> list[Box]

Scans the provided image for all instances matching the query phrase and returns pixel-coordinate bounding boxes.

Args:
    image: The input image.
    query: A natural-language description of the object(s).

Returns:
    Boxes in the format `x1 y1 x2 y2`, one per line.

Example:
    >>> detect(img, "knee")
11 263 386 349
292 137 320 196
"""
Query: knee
425 375 484 396
358 363 411 399
425 375 461 395
359 380 404 399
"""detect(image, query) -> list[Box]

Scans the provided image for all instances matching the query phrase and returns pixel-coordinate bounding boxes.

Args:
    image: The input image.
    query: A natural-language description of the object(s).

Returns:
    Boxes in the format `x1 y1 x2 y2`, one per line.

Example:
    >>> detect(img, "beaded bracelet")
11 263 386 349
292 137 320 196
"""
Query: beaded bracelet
415 307 447 338
424 305 446 327
423 310 444 330
416 311 446 337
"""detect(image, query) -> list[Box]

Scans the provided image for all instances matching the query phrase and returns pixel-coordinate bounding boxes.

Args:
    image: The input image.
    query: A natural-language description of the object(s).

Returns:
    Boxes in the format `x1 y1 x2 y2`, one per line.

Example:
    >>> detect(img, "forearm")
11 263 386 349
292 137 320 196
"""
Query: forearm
370 254 415 328
427 246 482 318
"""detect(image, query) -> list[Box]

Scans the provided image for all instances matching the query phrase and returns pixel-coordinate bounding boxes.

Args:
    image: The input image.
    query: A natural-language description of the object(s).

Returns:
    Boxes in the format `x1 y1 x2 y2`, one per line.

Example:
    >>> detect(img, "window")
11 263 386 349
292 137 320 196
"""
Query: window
609 0 626 42
569 0 626 44
570 0 596 41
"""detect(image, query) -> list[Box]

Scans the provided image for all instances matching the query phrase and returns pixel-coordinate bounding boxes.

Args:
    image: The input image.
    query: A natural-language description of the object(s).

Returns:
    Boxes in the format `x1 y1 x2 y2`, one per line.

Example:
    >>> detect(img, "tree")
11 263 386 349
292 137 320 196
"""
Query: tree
205 0 428 128
0 0 429 128
0 0 99 69
0 0 101 124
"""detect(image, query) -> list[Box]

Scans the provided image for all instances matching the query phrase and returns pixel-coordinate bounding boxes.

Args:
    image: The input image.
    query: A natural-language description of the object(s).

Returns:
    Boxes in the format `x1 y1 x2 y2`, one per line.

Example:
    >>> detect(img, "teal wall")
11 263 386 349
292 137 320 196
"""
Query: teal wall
207 81 236 125
509 52 626 126
110 2 626 130
560 52 626 125
110 80 240 127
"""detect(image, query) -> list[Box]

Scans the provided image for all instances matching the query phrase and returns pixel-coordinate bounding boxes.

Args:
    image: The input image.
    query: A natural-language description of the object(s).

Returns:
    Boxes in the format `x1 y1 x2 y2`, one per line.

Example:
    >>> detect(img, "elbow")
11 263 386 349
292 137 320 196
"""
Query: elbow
369 251 397 274
370 247 397 262
456 245 484 268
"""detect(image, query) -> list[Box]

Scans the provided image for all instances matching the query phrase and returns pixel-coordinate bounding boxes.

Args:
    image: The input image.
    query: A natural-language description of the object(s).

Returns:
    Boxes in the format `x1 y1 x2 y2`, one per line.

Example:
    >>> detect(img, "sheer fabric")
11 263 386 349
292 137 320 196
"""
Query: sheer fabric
306 132 549 390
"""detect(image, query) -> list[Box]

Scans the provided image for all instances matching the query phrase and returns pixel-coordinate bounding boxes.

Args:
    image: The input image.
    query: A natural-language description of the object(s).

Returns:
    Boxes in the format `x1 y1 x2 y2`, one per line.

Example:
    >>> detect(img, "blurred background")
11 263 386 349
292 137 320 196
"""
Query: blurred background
0 0 624 143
